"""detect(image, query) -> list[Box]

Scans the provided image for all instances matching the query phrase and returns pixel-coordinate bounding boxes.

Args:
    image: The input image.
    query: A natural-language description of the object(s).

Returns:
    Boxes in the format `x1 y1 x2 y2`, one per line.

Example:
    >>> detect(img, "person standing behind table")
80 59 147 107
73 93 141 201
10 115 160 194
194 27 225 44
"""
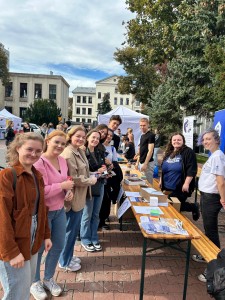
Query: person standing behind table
5 121 15 146
23 122 34 133
135 118 155 184
80 129 107 252
30 130 74 299
123 136 135 161
153 128 162 166
160 132 200 220
108 115 122 151
0 132 52 300
58 126 97 270
192 129 225 283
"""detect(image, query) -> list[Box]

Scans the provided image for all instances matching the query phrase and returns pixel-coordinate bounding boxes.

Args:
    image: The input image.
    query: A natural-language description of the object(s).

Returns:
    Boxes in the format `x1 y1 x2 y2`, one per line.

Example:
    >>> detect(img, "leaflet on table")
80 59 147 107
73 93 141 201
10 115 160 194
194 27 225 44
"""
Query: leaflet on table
133 206 164 215
139 216 188 236
125 191 141 197
129 196 148 202
117 198 132 219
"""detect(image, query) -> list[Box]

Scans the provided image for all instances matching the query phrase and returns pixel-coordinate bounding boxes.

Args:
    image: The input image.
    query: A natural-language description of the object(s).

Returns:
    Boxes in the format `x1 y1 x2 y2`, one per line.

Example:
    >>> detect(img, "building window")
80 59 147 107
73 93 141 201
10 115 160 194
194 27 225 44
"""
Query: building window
126 98 129 105
82 118 86 123
136 110 140 113
77 96 81 103
76 118 80 122
83 96 86 103
49 84 56 100
135 100 140 106
82 108 86 115
97 103 101 110
88 96 92 104
87 119 91 123
120 98 123 105
76 107 80 114
115 87 118 93
5 106 12 113
114 97 117 105
20 83 27 98
5 82 13 97
19 107 27 118
88 108 92 115
98 92 101 99
34 84 42 99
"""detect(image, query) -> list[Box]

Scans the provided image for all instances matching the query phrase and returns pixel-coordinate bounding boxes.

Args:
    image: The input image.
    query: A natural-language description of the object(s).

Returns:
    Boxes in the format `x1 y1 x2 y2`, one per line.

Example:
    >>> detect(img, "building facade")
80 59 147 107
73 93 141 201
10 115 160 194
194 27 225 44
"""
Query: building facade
0 72 70 121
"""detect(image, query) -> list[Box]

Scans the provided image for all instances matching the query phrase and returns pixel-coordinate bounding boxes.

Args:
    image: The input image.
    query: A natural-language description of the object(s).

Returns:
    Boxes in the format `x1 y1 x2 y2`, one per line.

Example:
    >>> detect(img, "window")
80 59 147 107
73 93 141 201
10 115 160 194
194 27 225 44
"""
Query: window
5 82 13 97
126 98 129 105
97 103 101 110
19 107 27 118
98 92 101 99
114 97 117 105
76 118 80 122
87 119 91 123
76 107 80 114
20 83 27 98
49 84 56 100
88 108 92 115
82 108 86 115
82 118 86 123
34 84 42 99
5 106 12 113
77 96 81 103
120 98 123 105
83 96 86 103
88 96 92 104
135 100 140 106
115 87 118 93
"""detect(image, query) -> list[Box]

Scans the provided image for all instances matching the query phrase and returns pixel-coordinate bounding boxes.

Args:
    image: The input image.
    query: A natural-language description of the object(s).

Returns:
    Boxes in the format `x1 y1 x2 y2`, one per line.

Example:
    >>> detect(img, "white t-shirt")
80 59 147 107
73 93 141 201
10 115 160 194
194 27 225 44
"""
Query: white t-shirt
198 150 225 194
104 145 118 162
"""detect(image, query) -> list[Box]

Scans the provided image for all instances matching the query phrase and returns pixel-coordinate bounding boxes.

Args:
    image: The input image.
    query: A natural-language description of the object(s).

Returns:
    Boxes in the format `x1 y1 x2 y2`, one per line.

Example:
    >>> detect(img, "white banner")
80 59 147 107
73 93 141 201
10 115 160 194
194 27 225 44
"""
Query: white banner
183 116 194 149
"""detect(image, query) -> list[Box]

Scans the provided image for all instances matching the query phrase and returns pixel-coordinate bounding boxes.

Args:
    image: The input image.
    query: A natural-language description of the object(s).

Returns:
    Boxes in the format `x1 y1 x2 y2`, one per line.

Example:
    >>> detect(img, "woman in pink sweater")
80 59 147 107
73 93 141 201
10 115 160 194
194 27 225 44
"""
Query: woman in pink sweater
30 130 74 299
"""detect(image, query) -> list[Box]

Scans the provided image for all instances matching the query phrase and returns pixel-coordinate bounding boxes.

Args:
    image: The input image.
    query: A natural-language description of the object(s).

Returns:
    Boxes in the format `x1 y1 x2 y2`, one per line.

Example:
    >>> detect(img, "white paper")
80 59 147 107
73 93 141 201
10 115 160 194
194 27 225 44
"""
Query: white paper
117 198 132 219
125 191 141 197
150 197 158 207
133 206 164 215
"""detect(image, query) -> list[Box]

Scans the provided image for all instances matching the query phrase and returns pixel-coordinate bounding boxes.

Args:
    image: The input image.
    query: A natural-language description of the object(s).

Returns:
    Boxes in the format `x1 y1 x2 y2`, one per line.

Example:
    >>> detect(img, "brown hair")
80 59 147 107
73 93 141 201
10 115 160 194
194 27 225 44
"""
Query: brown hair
94 124 108 143
66 125 86 144
140 118 149 124
85 129 101 147
163 132 186 160
43 130 66 152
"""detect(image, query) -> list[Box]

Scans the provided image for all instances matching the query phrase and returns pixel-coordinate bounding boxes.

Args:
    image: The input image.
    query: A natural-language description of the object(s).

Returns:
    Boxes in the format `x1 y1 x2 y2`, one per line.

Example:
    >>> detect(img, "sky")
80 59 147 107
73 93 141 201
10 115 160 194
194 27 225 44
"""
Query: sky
0 0 133 95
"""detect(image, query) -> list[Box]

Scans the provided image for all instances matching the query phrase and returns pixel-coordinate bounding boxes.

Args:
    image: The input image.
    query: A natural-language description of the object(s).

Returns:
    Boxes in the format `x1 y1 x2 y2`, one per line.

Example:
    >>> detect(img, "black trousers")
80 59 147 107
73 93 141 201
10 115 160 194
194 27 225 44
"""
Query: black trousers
168 189 195 212
99 185 111 226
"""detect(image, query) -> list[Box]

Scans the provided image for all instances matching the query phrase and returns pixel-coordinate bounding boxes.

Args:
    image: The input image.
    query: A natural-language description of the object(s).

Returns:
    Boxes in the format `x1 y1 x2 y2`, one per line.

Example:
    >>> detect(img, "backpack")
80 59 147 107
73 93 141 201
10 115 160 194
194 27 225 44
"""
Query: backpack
206 249 225 299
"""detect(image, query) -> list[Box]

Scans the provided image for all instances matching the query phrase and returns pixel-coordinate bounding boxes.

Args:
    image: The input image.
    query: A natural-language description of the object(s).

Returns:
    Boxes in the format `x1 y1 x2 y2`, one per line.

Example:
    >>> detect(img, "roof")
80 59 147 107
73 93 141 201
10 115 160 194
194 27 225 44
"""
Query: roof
95 75 118 84
72 87 96 94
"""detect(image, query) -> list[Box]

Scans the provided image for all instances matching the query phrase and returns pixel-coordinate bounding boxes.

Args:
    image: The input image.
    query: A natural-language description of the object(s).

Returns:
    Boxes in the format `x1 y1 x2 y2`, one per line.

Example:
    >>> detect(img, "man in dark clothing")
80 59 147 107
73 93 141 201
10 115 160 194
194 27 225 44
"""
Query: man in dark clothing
123 137 135 160
108 115 122 151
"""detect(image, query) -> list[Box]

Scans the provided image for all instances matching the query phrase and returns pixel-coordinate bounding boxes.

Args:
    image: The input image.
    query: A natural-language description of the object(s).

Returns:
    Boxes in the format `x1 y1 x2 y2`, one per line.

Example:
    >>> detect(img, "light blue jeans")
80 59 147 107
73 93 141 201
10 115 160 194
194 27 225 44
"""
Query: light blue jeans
34 207 66 281
59 209 83 267
80 183 104 245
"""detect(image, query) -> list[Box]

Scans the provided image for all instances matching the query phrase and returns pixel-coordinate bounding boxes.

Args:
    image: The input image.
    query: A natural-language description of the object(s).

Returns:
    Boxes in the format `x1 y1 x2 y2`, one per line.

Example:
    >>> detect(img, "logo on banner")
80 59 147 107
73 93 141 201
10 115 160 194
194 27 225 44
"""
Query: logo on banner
215 121 222 136
183 118 192 133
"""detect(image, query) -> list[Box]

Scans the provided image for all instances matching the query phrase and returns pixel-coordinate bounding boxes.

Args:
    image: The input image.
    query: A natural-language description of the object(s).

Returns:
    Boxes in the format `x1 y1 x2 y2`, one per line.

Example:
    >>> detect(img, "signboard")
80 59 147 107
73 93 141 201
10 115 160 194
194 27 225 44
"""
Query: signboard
214 109 225 153
183 116 194 149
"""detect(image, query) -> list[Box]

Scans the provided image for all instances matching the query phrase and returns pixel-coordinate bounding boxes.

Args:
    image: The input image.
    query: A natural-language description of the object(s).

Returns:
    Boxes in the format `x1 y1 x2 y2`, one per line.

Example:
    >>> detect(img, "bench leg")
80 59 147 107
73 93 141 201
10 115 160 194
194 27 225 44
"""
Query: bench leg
139 237 147 300
119 216 123 231
183 240 191 300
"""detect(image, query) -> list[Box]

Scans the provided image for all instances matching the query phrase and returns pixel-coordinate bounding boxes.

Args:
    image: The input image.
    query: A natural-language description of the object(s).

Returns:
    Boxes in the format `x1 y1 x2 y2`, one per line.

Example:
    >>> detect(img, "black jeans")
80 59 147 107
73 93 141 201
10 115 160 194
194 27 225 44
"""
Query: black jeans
168 190 195 212
200 192 222 248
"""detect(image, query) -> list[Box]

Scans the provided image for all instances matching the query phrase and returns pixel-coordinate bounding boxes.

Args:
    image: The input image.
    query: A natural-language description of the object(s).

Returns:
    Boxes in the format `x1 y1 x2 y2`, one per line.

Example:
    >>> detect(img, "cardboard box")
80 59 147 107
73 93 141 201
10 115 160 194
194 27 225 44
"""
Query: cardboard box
168 197 181 212
139 187 168 205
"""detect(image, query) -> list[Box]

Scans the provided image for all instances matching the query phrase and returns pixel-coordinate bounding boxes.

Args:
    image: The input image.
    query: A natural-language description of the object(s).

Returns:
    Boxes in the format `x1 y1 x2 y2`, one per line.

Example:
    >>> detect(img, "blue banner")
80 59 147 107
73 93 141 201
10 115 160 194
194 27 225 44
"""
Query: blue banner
214 109 225 153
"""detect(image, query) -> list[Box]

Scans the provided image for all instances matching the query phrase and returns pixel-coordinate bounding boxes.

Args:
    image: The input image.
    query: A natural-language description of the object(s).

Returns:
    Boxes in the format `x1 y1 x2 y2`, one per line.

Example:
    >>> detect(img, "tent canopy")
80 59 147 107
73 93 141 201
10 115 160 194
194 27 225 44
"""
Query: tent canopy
0 108 22 131
98 106 149 150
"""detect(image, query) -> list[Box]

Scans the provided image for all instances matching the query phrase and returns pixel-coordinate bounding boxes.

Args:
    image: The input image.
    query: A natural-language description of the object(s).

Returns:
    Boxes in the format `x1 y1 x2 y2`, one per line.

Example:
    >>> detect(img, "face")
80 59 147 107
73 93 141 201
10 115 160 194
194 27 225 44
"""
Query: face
17 140 43 167
171 135 184 150
47 135 66 156
71 130 86 148
140 121 148 133
202 132 218 152
109 120 120 131
106 131 113 143
99 128 108 139
87 132 100 148
24 123 28 128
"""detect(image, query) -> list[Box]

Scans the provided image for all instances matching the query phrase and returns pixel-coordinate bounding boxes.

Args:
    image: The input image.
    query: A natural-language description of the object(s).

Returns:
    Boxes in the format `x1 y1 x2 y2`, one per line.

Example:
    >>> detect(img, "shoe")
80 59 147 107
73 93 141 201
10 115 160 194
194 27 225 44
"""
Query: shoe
198 269 207 283
30 281 48 300
58 261 81 272
192 203 200 221
192 254 206 263
102 224 110 230
71 256 81 264
93 243 102 251
43 278 62 297
81 243 95 252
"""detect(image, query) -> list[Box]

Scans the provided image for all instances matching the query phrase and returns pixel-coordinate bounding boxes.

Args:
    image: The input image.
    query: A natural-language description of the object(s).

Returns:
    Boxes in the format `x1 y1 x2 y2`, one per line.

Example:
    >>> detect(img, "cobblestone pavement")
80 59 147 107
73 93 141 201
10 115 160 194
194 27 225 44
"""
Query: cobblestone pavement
0 139 224 299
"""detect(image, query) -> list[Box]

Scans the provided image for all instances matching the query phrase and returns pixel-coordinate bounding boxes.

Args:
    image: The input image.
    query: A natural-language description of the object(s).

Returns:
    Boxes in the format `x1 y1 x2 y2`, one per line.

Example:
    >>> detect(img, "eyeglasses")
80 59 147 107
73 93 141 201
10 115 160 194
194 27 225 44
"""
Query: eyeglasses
25 148 43 155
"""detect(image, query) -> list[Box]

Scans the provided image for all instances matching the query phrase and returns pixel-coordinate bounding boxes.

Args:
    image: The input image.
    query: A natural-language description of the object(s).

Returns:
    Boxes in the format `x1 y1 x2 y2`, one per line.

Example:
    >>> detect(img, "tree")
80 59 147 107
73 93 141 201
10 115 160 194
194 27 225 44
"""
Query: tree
98 93 112 114
0 47 10 86
24 99 61 126
68 97 73 119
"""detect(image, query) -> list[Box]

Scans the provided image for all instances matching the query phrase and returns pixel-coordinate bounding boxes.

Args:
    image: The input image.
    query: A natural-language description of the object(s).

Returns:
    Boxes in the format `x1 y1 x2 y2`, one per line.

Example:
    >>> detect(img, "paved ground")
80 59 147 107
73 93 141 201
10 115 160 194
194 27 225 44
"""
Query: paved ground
0 139 224 299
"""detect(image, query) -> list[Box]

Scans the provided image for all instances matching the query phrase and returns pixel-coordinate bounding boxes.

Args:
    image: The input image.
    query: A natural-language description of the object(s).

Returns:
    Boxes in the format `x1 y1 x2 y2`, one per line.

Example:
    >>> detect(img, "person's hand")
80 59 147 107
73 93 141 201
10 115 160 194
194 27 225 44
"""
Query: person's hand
105 158 111 166
10 253 25 268
90 176 97 185
140 163 147 172
98 165 107 174
220 199 225 209
79 145 86 151
44 239 52 252
135 163 139 170
65 190 73 201
61 180 74 190
182 182 189 193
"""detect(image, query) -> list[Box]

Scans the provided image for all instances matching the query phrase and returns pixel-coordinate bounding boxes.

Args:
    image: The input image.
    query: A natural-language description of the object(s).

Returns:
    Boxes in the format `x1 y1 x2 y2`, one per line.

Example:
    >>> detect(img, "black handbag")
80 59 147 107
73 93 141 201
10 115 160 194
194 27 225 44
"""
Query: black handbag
91 180 102 196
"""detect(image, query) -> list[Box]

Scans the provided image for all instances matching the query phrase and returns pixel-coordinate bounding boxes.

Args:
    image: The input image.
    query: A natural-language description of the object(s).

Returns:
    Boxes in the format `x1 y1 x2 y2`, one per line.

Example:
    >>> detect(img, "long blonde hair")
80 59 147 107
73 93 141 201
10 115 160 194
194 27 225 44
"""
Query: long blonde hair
6 132 44 166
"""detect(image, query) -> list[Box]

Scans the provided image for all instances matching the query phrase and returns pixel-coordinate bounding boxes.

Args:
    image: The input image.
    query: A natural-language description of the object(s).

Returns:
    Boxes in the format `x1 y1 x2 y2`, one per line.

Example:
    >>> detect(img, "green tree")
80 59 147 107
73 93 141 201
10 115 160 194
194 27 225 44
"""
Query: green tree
24 99 61 126
98 93 112 114
68 97 73 119
0 47 10 86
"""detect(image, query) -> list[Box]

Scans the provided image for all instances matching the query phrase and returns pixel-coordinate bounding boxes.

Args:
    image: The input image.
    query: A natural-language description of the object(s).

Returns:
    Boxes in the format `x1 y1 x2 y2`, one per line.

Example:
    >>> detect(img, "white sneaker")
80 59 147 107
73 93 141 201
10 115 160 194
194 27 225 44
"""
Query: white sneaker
192 254 206 263
30 281 48 300
58 261 81 272
71 256 81 264
93 243 102 251
43 278 62 297
198 269 207 282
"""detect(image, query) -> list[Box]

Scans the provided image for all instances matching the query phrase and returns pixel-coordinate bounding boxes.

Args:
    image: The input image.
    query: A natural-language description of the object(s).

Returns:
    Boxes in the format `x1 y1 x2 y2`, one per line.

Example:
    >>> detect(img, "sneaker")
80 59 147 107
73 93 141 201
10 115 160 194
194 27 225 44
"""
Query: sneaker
81 243 95 252
30 281 48 300
192 203 200 221
93 243 102 251
71 256 81 264
58 261 81 272
192 254 206 263
198 269 207 283
43 278 62 297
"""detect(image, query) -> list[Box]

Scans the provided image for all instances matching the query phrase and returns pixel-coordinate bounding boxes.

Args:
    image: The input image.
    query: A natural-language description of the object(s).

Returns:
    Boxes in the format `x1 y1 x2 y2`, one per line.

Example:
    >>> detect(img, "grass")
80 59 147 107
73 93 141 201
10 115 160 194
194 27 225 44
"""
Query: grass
196 153 208 164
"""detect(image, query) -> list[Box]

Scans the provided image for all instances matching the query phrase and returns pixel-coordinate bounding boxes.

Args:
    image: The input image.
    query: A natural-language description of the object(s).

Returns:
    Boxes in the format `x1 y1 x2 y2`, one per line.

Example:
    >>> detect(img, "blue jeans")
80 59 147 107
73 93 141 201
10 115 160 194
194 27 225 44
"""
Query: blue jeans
34 208 66 281
153 147 159 166
59 209 83 267
80 183 104 245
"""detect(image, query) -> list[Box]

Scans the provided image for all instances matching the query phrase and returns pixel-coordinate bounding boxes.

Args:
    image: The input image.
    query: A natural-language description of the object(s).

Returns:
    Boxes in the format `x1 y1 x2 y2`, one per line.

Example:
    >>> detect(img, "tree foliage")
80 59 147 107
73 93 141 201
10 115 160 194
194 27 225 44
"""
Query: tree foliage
98 93 112 114
24 99 61 126
0 47 10 86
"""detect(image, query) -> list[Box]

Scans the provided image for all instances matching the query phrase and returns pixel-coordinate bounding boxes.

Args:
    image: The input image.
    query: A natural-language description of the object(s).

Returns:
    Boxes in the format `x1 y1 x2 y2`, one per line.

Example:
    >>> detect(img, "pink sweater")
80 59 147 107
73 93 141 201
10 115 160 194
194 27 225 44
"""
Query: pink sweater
34 156 68 211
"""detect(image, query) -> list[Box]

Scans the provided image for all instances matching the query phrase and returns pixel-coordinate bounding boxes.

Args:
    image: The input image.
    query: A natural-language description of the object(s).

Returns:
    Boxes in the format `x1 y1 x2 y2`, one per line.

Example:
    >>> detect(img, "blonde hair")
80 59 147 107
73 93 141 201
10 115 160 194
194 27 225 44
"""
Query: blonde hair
43 130 67 152
127 128 133 133
66 126 86 144
6 132 44 166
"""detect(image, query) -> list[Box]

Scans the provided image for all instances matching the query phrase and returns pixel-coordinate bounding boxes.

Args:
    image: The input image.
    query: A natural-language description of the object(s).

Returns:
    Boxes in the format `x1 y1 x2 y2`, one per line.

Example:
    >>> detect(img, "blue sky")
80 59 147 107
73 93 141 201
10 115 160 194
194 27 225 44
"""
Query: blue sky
0 0 133 95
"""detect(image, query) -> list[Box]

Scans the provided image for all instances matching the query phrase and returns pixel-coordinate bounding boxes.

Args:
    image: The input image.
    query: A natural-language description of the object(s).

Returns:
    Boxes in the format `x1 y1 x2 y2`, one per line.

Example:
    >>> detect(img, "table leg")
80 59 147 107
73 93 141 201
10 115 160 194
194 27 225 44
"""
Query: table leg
119 216 123 231
140 237 147 300
183 239 191 300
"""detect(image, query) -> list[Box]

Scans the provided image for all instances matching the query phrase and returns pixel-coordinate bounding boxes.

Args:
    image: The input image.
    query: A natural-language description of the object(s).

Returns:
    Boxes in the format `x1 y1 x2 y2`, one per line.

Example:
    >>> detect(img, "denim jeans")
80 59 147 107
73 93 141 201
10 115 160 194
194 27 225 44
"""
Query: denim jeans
59 208 83 267
139 161 154 184
34 207 66 281
153 147 159 166
200 192 222 248
80 183 104 245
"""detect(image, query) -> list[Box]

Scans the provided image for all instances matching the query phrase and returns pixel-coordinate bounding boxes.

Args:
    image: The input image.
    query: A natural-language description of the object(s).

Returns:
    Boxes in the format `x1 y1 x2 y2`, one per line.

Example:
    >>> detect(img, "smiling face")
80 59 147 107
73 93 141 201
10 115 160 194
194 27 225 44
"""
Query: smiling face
17 140 43 168
105 131 113 144
87 132 100 149
108 120 120 131
71 130 86 148
47 135 66 156
202 132 219 152
171 134 184 150
99 128 108 139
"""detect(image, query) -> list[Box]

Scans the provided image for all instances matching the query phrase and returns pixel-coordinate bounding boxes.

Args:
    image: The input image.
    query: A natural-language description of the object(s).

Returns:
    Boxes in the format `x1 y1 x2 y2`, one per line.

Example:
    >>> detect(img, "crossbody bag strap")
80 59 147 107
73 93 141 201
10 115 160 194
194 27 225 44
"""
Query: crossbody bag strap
11 168 17 191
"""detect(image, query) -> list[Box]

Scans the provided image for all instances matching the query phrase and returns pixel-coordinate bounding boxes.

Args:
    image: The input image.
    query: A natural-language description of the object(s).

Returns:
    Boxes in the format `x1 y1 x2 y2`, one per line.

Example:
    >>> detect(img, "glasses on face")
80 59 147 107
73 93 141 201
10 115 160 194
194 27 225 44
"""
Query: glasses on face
25 148 43 155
